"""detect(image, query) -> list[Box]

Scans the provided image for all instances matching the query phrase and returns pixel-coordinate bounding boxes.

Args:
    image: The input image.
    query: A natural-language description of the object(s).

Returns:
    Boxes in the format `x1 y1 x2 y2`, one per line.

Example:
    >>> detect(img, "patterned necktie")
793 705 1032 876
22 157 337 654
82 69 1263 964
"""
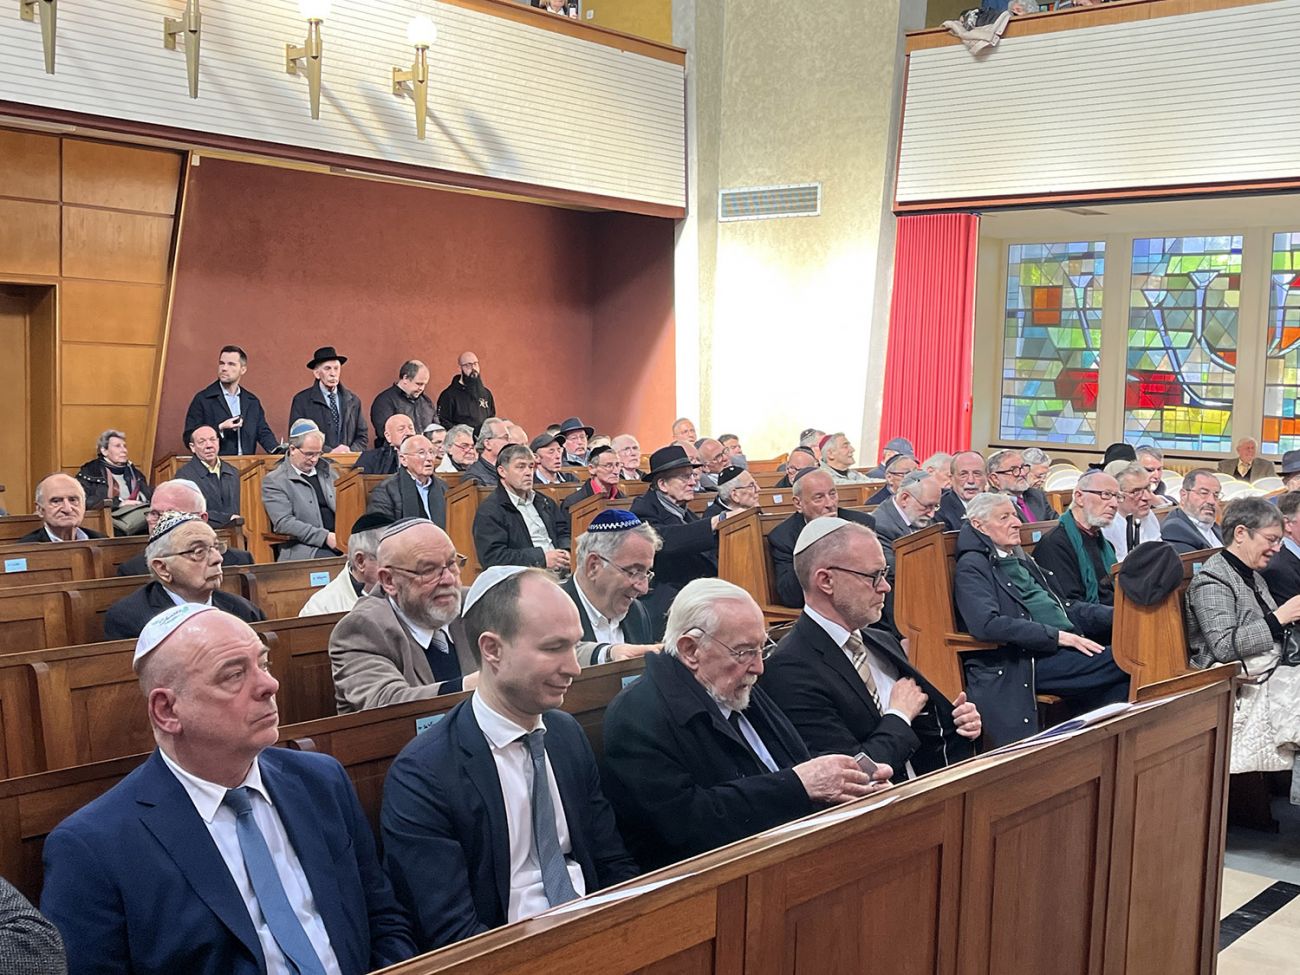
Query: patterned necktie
523 730 579 908
326 390 341 444
844 632 883 712
221 788 327 975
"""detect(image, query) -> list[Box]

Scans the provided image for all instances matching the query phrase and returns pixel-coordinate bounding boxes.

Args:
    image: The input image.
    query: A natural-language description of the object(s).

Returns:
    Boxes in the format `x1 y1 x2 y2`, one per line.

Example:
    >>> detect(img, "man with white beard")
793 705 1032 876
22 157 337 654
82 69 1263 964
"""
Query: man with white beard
871 470 942 552
1031 470 1122 606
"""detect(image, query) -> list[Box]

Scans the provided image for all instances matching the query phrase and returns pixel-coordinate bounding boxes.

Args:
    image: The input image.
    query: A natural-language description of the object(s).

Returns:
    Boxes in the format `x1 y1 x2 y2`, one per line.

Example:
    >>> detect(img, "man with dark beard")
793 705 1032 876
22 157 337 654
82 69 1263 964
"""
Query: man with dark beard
436 352 497 436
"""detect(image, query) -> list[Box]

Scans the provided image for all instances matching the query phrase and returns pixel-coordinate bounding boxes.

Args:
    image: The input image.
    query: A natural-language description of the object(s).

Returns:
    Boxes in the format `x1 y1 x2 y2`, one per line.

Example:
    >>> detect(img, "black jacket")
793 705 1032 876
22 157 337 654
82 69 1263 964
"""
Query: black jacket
367 471 448 528
1031 516 1114 606
356 445 400 476
435 376 495 436
600 651 818 870
369 385 437 449
103 582 265 640
175 457 241 528
953 522 1112 747
183 381 280 455
288 383 368 452
628 490 718 631
769 508 879 609
1160 506 1224 555
762 613 976 778
117 546 253 578
461 456 500 488
472 485 570 569
1263 543 1300 605
936 489 968 532
1015 487 1059 523
560 576 654 664
18 525 105 543
75 459 151 512
561 480 623 514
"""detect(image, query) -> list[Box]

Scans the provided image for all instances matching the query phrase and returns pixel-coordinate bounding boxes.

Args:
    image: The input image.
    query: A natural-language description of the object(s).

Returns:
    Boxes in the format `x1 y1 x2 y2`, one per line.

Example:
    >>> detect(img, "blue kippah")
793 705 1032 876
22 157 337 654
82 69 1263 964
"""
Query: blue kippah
289 418 321 439
589 509 642 532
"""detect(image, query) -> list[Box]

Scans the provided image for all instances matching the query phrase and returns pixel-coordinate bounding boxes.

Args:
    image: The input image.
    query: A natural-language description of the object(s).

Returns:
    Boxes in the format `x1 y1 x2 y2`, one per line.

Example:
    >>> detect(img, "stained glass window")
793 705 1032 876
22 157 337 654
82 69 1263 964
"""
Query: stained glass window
999 241 1105 444
1263 232 1300 454
1125 236 1242 452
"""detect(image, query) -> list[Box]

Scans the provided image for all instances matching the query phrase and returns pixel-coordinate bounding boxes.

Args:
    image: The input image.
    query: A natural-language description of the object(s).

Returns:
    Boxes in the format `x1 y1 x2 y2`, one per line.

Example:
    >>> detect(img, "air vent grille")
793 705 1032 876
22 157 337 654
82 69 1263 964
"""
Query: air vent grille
718 183 821 222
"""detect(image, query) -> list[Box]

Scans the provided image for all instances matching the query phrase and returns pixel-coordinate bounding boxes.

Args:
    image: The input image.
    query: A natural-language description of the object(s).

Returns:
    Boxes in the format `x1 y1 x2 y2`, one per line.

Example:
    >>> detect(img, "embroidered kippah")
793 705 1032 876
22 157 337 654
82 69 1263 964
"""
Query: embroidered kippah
379 517 432 542
149 510 204 544
288 418 321 439
588 509 642 533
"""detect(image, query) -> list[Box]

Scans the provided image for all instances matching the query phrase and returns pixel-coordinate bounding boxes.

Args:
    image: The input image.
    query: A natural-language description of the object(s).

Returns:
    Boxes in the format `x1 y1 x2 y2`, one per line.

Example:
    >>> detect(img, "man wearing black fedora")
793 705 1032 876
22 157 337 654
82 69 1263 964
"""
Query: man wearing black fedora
558 416 594 466
630 444 728 634
288 346 369 453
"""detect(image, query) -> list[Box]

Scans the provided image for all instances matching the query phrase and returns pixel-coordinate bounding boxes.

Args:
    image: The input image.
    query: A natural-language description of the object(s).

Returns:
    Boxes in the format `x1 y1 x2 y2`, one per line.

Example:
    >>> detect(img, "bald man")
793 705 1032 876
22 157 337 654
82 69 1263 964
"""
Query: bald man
42 606 416 974
357 413 417 475
20 473 105 542
117 479 254 577
436 351 496 436
330 521 479 712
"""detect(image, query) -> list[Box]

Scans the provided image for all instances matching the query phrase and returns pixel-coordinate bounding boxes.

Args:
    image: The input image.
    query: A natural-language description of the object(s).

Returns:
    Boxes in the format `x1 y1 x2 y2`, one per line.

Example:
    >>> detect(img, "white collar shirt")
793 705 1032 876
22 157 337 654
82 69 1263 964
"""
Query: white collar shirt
470 692 586 922
163 585 215 608
506 488 554 551
572 576 625 646
44 525 88 542
1102 510 1161 561
387 597 452 656
712 701 779 773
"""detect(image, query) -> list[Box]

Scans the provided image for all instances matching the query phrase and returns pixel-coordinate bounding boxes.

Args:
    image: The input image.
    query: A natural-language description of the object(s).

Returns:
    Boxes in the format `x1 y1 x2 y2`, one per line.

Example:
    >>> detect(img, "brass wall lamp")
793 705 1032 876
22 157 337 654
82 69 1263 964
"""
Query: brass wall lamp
392 15 437 140
18 0 57 74
286 0 331 120
163 0 203 99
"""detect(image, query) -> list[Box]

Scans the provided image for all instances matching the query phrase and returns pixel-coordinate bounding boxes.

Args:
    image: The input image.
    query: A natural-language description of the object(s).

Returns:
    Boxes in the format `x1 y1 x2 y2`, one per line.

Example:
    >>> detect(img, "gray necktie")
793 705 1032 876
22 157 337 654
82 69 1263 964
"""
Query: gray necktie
523 729 579 907
327 390 341 443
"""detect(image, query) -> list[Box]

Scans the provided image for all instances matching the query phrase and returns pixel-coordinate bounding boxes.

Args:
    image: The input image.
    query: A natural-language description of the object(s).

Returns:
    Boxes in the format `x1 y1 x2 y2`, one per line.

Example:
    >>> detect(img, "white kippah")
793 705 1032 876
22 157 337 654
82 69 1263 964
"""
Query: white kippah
794 515 852 556
462 565 529 615
133 603 218 670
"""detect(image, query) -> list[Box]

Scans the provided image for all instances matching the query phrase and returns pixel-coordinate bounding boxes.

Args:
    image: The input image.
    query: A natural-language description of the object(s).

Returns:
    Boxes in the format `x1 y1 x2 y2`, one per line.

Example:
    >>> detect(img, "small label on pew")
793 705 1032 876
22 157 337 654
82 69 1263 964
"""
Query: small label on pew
1193 562 1203 574
3 558 27 573
309 571 330 587
1030 530 1042 543
415 714 446 735
772 493 784 503
621 675 639 689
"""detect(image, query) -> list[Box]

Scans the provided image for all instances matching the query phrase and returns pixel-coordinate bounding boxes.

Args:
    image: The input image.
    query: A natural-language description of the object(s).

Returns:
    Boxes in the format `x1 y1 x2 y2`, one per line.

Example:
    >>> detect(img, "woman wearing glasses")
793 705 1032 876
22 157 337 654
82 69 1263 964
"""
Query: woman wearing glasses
1185 498 1300 775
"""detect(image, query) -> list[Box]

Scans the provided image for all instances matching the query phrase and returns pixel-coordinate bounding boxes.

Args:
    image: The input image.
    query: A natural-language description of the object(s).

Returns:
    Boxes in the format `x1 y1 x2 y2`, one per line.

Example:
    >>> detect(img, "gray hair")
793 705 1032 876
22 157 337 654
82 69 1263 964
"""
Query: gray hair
1223 497 1282 538
717 473 752 504
1022 447 1051 465
475 418 506 450
663 578 754 658
143 526 188 577
793 467 834 499
1113 462 1149 488
576 521 663 567
445 423 474 444
897 470 932 500
611 434 639 452
921 452 952 474
985 448 1021 475
1235 436 1259 450
949 450 985 475
495 443 532 470
1181 468 1217 492
1135 444 1164 462
966 491 1014 524
97 429 127 454
348 525 385 566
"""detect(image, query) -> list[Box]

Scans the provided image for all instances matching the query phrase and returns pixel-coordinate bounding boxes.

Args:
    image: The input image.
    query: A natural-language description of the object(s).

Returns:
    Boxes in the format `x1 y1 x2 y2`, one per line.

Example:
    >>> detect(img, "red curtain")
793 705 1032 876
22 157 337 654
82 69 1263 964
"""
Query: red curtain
878 212 980 460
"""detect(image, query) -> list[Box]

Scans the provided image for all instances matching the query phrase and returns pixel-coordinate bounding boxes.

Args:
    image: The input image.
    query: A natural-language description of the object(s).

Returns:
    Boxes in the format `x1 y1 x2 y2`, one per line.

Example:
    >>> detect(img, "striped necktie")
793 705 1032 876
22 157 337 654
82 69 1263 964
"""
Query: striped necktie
844 632 883 713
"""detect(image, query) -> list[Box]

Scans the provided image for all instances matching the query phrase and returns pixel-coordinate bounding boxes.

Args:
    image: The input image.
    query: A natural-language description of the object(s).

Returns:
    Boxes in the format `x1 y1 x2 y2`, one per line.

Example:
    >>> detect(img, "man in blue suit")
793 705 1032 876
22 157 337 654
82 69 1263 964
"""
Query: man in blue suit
41 605 415 975
381 566 639 951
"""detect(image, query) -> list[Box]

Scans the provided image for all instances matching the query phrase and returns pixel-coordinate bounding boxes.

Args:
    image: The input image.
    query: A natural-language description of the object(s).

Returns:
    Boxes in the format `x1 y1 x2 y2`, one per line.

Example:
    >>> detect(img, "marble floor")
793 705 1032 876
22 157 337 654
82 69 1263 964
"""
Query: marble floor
1220 799 1300 972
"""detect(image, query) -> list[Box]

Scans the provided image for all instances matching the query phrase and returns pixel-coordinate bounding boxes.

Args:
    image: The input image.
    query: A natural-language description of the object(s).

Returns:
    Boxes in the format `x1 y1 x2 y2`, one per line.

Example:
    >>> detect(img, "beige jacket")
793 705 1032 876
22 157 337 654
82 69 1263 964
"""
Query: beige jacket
298 566 362 617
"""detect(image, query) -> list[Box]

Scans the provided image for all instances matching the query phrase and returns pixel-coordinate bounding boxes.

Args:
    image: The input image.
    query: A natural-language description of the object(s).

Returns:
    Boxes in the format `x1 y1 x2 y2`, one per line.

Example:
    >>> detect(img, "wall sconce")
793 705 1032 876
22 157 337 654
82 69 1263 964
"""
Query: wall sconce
392 16 436 141
18 0 57 75
285 0 330 120
163 0 203 99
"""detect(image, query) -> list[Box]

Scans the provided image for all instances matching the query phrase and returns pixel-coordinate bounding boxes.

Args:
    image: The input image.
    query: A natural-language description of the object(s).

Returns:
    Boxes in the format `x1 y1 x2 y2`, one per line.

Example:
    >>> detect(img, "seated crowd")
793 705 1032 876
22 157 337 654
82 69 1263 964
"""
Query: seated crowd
6 341 1297 972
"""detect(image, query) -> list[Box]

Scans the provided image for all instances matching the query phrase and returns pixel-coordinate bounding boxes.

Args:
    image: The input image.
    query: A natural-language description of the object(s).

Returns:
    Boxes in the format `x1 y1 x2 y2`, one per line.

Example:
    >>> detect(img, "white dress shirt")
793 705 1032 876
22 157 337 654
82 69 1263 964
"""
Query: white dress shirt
389 598 453 663
1102 509 1161 561
713 702 779 772
43 525 89 542
470 693 586 922
158 749 342 975
572 576 625 647
803 605 917 777
506 488 554 551
164 585 214 608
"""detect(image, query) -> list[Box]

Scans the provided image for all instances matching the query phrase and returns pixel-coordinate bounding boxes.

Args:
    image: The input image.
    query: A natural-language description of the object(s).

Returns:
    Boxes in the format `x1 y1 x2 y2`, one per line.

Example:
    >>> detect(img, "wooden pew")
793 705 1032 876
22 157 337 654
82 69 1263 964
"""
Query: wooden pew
0 509 115 543
0 656 646 903
0 527 245 585
239 557 347 620
716 508 804 625
237 457 276 564
261 613 347 725
445 482 492 584
151 453 273 487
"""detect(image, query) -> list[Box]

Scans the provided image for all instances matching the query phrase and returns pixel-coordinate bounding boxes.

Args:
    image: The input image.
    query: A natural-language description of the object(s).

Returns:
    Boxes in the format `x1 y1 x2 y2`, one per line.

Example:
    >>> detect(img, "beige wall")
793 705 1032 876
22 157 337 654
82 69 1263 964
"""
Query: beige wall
673 0 925 458
583 0 673 43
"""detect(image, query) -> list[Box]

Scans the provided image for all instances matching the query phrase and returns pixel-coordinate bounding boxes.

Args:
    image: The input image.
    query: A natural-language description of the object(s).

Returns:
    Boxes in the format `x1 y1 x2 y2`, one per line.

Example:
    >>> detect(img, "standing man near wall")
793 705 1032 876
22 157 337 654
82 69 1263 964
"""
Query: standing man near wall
370 360 436 448
183 346 280 456
288 346 369 453
437 352 496 436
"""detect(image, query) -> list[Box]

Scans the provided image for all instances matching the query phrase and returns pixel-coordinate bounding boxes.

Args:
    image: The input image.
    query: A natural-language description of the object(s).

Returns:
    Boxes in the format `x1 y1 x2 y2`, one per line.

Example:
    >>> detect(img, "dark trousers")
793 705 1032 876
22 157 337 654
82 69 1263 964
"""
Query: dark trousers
1036 646 1130 711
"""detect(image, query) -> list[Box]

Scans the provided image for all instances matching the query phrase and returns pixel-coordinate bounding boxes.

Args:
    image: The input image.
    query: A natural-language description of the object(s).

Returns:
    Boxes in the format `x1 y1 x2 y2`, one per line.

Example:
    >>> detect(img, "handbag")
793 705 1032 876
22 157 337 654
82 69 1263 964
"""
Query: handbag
1280 626 1300 668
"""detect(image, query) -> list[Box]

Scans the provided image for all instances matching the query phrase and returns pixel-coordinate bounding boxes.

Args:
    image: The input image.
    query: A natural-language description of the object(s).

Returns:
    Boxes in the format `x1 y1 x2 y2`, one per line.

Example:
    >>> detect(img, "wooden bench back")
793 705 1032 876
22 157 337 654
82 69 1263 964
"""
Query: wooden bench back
717 508 805 625
0 528 244 587
239 557 346 620
0 509 115 543
445 482 494 585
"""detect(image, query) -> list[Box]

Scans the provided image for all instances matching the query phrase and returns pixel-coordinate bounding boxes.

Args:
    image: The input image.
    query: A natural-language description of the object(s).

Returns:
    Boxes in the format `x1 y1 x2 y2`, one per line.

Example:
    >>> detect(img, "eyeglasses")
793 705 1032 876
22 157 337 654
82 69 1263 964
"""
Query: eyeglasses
825 564 891 589
594 554 654 583
1248 529 1284 546
294 449 323 460
162 540 228 562
993 464 1030 476
692 628 777 664
1079 489 1121 502
593 462 621 473
1189 487 1223 501
387 554 468 583
1122 486 1153 499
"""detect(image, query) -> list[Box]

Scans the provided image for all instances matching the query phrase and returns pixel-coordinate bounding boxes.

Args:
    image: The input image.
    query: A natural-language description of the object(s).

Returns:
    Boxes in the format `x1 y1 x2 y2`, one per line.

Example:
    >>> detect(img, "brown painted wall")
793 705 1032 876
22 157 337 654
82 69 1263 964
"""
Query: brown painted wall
158 158 674 458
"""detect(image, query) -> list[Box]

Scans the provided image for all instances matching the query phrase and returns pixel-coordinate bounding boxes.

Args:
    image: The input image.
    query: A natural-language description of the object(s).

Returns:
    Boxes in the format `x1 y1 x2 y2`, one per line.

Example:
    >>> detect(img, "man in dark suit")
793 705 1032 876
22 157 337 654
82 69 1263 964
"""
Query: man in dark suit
600 578 891 870
773 445 817 489
381 567 639 950
865 452 917 506
367 434 448 527
473 444 571 571
287 346 368 453
937 450 987 531
871 470 941 552
563 509 661 666
762 518 981 779
182 346 282 456
986 448 1058 523
42 605 415 974
19 473 105 543
769 468 880 609
1160 469 1225 554
117 479 254 577
105 514 265 640
1263 491 1300 604
356 414 416 476
561 445 625 514
176 426 242 527
369 360 436 448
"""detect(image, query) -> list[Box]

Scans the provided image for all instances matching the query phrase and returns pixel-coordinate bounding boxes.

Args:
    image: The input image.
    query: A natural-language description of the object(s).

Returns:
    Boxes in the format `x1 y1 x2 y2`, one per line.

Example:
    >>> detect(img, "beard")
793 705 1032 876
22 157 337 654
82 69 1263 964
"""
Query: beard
395 584 461 631
462 371 484 395
701 673 756 712
912 513 934 528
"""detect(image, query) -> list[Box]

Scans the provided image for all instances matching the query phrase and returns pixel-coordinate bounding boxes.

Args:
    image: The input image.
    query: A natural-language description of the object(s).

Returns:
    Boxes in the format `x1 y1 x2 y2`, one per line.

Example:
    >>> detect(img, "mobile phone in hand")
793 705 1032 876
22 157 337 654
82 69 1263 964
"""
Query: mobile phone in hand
853 752 879 776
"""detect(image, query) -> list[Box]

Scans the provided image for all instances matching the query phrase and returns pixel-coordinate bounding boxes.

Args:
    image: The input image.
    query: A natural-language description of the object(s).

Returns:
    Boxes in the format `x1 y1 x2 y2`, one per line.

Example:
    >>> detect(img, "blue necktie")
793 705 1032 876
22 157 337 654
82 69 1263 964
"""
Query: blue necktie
222 787 327 975
326 391 342 445
523 730 579 907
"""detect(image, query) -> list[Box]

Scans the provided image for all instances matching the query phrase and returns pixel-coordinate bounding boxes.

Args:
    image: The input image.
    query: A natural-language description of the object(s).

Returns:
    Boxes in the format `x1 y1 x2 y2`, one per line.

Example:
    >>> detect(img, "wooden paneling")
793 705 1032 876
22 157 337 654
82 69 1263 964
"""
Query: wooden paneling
0 199 60 277
59 406 149 470
61 207 172 284
61 141 181 214
0 129 59 202
60 281 165 345
0 291 32 505
61 345 158 406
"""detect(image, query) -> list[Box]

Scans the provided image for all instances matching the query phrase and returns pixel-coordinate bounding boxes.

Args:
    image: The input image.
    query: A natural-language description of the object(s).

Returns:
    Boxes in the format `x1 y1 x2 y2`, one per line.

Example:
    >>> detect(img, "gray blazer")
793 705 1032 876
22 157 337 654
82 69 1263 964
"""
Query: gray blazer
0 876 66 975
261 458 338 561
329 592 477 713
1185 550 1279 672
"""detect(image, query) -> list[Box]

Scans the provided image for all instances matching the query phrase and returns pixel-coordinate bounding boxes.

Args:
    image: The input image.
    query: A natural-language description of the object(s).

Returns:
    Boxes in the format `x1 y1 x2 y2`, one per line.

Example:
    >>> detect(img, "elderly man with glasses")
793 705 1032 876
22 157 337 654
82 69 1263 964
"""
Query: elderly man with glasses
1101 463 1163 561
261 419 343 560
368 433 448 526
1161 468 1225 554
762 518 981 782
1032 470 1122 606
330 520 479 712
103 512 265 639
601 578 893 870
985 448 1058 523
871 470 941 549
